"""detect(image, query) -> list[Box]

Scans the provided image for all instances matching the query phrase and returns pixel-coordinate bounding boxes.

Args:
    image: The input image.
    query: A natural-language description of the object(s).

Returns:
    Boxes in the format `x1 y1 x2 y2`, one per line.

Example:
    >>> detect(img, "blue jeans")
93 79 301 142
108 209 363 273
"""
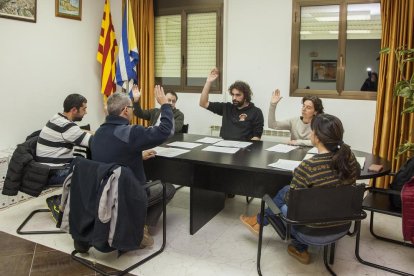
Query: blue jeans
47 168 70 186
257 185 348 252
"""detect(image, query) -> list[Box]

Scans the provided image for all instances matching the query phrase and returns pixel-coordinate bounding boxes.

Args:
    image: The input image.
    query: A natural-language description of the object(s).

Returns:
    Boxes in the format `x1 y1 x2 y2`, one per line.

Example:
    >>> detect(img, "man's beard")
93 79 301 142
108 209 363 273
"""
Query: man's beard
73 115 83 122
232 100 245 108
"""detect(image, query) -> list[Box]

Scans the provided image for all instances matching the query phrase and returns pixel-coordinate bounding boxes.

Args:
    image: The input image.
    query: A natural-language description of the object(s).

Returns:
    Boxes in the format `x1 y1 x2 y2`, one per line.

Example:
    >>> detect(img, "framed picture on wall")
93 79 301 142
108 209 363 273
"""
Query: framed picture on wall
55 0 82 20
311 60 337 82
0 0 37 23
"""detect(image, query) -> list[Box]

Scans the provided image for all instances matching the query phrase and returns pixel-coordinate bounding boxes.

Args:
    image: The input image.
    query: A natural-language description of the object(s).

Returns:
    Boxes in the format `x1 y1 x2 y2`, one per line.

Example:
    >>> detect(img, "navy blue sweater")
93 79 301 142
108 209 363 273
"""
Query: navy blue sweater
91 104 173 183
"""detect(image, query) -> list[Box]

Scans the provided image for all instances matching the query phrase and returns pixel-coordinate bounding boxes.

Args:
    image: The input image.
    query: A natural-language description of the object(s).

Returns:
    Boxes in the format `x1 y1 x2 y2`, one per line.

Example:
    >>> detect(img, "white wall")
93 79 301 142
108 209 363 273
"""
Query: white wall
0 0 122 149
179 0 377 152
0 0 377 152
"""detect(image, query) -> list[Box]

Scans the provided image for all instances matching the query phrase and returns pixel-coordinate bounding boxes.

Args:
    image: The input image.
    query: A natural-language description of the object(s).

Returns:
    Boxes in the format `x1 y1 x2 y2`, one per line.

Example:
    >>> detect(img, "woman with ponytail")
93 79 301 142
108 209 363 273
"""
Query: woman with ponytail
240 114 360 264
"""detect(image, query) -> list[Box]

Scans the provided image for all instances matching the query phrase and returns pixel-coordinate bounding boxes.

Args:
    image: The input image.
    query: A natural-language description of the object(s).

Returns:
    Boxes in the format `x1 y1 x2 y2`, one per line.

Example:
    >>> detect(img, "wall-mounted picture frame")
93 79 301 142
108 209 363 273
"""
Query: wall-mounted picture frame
311 60 337 82
0 0 37 23
55 0 82 20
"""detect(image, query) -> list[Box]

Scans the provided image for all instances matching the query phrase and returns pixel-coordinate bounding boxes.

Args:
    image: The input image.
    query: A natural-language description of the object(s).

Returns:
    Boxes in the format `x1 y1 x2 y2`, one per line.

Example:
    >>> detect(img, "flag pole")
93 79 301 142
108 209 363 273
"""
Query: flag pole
125 0 130 95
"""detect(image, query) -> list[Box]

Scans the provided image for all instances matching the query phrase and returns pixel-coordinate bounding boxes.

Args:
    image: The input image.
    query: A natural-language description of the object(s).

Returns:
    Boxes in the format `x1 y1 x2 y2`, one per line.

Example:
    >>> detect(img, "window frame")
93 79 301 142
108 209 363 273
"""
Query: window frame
155 3 223 94
290 0 380 100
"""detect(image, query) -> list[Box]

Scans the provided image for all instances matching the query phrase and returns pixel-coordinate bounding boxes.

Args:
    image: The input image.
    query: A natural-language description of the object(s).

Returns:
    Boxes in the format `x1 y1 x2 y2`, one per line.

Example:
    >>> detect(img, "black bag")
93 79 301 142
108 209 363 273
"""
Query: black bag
390 157 414 209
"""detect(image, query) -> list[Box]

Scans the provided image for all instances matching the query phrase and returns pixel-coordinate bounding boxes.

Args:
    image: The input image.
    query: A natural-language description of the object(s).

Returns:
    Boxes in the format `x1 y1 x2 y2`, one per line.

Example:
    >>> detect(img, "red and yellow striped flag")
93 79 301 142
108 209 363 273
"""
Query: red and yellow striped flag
97 0 118 97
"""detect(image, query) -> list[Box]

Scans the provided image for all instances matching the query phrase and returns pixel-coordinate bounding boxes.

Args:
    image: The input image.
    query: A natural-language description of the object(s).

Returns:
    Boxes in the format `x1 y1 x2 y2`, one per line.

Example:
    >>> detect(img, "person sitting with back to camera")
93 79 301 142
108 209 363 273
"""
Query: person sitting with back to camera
240 113 360 264
132 84 185 133
268 90 324 146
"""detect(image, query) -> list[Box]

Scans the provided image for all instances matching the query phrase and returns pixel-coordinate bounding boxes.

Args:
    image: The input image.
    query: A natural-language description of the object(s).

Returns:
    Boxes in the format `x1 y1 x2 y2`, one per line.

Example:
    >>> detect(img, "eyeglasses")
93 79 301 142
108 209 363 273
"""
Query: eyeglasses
126 105 134 110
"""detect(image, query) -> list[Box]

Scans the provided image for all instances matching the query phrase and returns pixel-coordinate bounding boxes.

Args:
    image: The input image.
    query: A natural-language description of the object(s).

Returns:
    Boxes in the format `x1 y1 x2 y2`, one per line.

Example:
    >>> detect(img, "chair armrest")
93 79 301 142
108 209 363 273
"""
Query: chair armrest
367 187 401 196
263 194 282 215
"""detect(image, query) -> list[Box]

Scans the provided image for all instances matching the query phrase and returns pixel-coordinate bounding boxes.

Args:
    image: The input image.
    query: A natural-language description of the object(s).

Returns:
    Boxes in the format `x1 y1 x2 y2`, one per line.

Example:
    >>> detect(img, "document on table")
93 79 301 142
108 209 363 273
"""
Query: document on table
195 137 223 144
307 147 318 154
202 145 240 154
213 140 252 148
153 147 190 157
356 156 366 169
268 159 302 171
266 144 298 153
167 141 202 149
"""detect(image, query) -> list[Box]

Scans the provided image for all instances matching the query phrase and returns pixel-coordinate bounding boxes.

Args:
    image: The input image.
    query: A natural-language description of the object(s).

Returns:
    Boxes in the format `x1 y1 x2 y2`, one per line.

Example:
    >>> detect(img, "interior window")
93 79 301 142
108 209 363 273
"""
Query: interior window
291 0 381 100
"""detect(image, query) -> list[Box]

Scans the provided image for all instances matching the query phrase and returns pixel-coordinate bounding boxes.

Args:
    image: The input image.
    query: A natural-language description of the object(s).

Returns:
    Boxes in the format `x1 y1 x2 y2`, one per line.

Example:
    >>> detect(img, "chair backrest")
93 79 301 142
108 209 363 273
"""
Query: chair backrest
286 184 366 223
181 124 189 134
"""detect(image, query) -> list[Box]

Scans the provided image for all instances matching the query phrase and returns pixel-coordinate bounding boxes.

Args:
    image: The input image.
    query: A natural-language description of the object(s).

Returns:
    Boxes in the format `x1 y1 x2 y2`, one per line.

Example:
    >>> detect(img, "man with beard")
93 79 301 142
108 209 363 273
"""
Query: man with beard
36 94 92 221
199 68 264 141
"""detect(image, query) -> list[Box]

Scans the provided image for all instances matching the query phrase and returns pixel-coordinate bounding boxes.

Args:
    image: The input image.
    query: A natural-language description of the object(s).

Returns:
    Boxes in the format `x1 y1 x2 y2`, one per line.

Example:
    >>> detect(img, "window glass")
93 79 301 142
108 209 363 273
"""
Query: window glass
344 3 381 92
298 5 339 91
155 15 181 86
187 12 217 87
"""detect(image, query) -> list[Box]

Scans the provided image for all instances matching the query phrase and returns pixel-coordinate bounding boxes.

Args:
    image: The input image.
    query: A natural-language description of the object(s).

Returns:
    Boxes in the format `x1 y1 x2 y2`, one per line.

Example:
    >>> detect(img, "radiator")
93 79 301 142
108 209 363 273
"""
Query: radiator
210 125 290 143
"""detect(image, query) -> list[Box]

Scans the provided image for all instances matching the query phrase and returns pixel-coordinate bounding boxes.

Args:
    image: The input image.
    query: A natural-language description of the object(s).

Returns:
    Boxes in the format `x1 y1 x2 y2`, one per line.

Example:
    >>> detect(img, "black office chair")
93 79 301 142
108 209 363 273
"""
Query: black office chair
181 124 189 134
6 136 67 235
257 184 367 276
355 186 414 276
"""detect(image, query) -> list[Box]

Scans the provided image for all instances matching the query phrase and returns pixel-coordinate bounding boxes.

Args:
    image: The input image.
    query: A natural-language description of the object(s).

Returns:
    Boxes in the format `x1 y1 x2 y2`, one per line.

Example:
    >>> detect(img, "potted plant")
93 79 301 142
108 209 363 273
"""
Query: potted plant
381 46 414 155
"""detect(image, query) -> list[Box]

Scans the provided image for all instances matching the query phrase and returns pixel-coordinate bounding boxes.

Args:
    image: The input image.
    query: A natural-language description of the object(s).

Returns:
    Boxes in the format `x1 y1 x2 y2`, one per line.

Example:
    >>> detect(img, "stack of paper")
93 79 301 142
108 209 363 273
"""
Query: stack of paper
268 159 302 171
196 137 223 144
213 140 252 148
153 147 190 158
202 146 240 154
356 156 366 169
167 141 202 149
266 144 298 153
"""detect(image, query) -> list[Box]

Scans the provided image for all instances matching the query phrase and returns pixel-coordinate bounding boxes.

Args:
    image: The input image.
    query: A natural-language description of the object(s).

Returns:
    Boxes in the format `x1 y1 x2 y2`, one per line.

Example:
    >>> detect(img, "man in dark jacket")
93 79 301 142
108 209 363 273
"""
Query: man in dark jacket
91 87 176 248
132 84 185 133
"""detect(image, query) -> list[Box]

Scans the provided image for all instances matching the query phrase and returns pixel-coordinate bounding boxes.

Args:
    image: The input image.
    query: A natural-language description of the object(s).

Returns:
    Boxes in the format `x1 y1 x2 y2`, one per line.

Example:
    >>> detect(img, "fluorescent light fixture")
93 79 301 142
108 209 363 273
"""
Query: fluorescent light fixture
329 30 371 34
316 16 339 22
347 14 371 20
347 30 370 34
300 31 312 35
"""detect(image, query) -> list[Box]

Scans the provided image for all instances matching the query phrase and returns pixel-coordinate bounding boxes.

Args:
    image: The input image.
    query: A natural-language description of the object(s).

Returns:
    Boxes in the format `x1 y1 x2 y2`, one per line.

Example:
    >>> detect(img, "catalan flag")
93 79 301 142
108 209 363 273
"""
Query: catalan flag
97 0 118 97
115 1 139 96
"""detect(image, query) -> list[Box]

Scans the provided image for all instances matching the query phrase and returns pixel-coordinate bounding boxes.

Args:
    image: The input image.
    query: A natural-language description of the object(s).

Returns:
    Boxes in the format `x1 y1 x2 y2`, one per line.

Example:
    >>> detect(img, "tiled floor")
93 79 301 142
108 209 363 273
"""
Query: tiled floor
0 187 413 276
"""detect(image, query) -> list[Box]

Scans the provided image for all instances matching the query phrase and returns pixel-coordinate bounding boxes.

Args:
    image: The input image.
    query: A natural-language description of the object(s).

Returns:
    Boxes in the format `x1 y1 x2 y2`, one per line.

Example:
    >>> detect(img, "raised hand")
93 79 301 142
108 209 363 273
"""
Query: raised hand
132 84 141 103
155 85 168 105
206 67 219 83
271 89 282 104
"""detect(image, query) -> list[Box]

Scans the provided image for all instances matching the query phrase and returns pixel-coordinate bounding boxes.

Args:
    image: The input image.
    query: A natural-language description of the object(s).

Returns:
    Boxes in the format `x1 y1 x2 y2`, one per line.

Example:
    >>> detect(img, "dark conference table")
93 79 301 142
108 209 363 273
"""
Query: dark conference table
144 134 390 234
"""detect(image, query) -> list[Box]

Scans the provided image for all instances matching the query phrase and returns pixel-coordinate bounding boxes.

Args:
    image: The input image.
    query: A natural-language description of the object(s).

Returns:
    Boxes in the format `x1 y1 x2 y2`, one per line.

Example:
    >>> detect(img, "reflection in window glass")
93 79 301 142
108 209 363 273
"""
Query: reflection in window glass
155 15 181 86
344 3 381 92
298 5 339 91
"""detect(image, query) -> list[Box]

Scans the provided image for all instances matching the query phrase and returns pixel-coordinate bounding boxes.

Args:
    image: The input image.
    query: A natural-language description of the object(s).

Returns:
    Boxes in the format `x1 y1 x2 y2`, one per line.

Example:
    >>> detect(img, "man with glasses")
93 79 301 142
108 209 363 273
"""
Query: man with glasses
91 86 175 248
131 84 184 133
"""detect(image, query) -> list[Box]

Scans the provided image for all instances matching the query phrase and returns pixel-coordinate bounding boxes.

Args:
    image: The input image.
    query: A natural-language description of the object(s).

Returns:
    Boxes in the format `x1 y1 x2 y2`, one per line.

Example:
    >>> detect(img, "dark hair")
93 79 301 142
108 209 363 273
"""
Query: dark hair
228 81 252 103
165 90 178 101
311 114 355 180
63 94 87 112
302 95 324 114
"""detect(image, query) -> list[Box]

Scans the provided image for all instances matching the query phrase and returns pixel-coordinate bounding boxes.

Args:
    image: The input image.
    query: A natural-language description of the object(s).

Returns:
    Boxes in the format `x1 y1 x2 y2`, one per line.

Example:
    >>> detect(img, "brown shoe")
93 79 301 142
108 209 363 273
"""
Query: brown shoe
139 225 154 249
240 214 260 235
287 244 310 264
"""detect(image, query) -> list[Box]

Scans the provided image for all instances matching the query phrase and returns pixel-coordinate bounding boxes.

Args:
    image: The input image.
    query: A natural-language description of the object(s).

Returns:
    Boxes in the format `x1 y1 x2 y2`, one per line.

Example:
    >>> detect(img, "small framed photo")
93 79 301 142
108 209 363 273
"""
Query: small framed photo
55 0 82 21
0 0 37 23
311 60 337 82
